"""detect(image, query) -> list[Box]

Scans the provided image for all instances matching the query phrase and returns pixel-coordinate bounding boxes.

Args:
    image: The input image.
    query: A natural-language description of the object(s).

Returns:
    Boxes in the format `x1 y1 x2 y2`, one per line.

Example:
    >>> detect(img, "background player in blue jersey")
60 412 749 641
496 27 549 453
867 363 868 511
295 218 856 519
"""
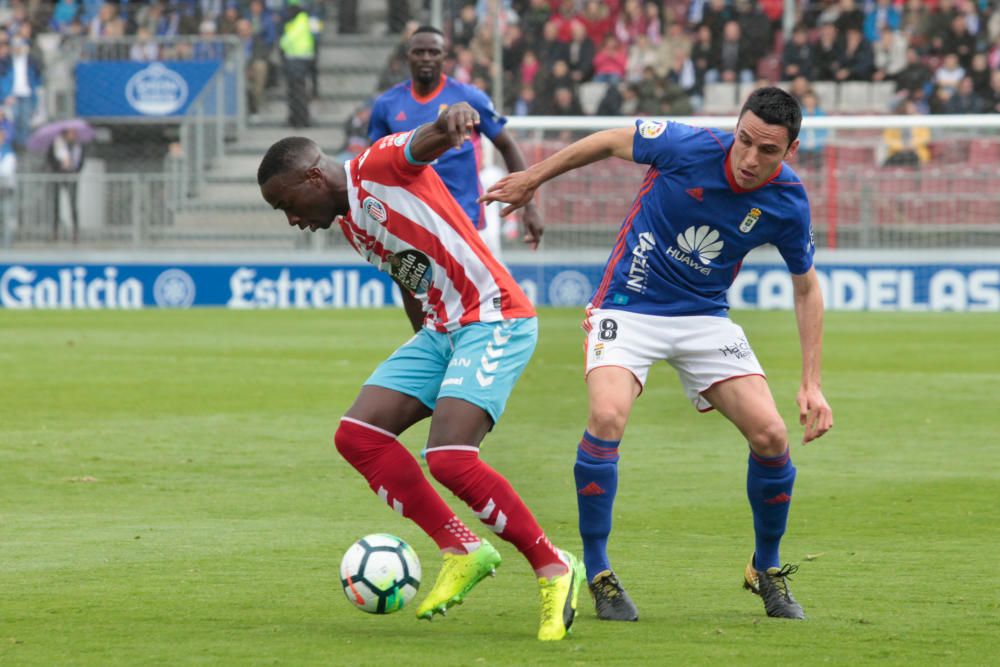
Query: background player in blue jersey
482 87 834 622
368 26 543 252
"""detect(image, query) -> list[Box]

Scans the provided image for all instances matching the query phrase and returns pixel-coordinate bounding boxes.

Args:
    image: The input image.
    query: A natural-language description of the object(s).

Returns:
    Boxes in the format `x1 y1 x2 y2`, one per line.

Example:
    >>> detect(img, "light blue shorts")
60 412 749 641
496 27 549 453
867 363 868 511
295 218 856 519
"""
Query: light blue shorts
365 317 538 424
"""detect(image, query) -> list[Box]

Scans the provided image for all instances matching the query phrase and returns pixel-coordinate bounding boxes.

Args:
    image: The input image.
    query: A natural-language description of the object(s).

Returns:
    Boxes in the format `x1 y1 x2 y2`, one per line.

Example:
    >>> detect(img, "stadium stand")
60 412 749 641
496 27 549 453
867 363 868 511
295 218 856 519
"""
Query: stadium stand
0 0 998 251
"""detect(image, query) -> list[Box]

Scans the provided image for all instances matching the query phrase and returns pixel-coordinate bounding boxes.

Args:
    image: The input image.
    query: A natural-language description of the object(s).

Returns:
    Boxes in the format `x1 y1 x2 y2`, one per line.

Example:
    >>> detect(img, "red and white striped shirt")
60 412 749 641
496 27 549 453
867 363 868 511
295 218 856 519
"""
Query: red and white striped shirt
340 130 535 332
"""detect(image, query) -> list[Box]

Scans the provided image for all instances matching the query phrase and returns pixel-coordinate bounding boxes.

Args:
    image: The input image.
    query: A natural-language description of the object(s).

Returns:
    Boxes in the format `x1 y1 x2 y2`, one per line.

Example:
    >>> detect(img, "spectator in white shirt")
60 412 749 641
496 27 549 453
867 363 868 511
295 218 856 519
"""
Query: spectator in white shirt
934 52 965 94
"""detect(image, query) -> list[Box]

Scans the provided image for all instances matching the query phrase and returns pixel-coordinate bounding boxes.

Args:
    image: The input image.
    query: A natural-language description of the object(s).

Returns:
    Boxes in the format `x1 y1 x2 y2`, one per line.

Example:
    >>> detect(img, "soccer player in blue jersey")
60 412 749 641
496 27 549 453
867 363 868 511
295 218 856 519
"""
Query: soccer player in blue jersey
481 87 834 621
368 25 543 252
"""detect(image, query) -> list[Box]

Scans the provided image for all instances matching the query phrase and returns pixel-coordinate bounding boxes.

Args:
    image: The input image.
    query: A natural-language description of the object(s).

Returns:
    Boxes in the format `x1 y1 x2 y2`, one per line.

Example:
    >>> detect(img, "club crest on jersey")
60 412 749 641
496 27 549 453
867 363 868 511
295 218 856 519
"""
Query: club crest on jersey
638 120 667 139
739 207 762 233
363 196 388 224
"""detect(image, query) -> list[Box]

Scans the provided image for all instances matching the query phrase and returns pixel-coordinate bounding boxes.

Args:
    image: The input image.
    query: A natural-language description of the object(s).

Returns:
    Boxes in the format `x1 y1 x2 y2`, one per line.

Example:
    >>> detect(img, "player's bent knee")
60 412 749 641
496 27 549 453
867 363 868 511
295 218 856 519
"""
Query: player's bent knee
334 419 387 464
334 422 359 461
587 405 629 441
425 448 479 496
747 419 788 458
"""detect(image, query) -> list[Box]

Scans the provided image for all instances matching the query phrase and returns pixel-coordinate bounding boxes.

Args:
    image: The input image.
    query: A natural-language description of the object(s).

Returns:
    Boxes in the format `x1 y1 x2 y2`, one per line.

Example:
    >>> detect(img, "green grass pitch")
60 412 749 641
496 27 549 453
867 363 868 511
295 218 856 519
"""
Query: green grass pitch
2 308 999 665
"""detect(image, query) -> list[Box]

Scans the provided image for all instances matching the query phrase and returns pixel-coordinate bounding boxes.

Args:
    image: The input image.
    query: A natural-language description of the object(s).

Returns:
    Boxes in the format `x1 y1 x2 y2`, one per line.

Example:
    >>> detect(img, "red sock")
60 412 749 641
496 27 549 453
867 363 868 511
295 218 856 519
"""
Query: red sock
425 447 566 575
334 418 480 554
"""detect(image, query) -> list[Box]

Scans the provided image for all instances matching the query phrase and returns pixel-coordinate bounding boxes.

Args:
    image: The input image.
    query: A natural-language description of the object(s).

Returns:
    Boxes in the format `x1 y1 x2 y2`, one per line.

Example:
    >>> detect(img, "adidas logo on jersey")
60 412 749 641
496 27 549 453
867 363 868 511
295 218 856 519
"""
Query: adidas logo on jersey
666 225 723 276
395 110 407 121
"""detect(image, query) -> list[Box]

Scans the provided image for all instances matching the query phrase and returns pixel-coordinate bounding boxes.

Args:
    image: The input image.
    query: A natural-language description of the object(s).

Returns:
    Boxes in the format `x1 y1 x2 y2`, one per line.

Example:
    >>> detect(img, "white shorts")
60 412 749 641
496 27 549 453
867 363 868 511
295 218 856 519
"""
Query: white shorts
583 308 765 412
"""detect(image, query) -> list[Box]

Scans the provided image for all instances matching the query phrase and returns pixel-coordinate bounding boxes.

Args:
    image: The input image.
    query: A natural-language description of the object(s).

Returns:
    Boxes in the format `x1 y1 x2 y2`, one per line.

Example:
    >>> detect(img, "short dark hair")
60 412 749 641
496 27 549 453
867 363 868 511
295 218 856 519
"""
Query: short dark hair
739 86 802 145
257 136 316 185
412 25 445 39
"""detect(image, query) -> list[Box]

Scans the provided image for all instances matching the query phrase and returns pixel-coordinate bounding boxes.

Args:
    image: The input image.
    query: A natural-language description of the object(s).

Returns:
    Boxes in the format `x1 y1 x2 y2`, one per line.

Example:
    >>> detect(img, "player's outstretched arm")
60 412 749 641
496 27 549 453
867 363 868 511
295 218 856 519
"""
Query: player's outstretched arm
479 126 635 217
791 268 833 443
407 102 480 164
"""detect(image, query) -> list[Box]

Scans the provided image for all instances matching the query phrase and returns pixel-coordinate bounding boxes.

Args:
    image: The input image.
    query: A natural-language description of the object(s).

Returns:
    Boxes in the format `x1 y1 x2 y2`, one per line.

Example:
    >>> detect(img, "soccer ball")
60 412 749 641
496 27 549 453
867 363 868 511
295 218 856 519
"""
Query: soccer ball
339 534 421 614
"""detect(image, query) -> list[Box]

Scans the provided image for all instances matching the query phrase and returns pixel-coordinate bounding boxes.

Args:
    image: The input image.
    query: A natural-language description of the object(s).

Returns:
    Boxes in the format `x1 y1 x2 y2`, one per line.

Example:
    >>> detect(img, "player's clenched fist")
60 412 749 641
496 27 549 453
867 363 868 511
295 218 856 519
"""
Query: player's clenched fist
436 102 480 149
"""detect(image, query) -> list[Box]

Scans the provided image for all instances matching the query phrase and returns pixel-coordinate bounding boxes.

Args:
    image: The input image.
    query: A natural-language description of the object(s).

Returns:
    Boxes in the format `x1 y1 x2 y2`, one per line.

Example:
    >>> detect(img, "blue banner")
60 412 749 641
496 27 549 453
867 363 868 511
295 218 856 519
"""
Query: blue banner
75 61 224 118
0 263 997 311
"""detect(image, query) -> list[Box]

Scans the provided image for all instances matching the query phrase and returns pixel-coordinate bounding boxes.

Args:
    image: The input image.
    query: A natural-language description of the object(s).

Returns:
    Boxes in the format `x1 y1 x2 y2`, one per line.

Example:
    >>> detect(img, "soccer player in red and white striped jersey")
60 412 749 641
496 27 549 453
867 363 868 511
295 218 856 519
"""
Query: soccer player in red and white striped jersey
257 103 584 641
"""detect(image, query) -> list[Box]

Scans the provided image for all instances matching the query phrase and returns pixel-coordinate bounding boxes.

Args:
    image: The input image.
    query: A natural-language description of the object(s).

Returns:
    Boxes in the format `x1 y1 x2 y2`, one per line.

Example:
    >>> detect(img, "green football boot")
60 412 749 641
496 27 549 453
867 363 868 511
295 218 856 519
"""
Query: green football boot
415 540 501 620
537 550 585 641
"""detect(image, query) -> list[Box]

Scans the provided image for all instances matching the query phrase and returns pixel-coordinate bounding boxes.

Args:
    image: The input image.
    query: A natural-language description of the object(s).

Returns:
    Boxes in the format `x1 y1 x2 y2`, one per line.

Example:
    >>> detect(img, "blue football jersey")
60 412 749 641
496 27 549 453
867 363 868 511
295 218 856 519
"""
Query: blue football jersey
591 120 815 317
368 76 507 230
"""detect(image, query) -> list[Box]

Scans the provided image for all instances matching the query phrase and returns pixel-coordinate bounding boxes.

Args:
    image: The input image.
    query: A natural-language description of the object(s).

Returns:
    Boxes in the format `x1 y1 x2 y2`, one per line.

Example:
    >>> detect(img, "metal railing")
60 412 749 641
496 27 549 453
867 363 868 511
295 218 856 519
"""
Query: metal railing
35 34 246 170
170 38 247 202
0 172 317 250
5 163 1000 251
6 107 1000 251
76 35 237 63
3 173 167 247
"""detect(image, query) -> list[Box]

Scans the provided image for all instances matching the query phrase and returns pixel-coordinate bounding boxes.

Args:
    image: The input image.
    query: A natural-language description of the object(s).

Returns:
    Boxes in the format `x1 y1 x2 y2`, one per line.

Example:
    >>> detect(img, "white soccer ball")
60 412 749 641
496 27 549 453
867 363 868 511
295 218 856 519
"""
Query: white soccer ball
339 534 421 614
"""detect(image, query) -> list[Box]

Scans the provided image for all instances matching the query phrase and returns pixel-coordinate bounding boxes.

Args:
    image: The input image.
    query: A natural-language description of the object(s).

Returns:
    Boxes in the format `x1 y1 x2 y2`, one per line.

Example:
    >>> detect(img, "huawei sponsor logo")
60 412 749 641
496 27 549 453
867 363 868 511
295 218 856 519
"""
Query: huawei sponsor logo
666 225 723 275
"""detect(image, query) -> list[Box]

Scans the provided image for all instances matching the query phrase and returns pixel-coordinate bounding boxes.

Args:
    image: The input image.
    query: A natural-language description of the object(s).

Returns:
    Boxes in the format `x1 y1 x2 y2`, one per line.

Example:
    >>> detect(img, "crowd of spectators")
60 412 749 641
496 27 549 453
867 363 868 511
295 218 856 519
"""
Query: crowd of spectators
0 0 327 128
377 0 1000 118
0 0 997 162
0 0 317 238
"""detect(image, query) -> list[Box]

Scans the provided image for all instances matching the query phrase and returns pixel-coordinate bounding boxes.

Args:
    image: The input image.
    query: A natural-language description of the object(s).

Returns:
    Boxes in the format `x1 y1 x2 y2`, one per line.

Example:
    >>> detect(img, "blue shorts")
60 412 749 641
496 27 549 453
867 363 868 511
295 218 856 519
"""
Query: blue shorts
365 317 538 424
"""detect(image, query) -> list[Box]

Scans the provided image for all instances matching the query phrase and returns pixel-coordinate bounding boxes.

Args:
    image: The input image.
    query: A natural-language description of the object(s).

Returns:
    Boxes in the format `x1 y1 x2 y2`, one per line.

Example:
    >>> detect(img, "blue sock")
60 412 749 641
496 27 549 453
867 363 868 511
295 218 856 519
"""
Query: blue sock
746 448 796 571
574 430 620 581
